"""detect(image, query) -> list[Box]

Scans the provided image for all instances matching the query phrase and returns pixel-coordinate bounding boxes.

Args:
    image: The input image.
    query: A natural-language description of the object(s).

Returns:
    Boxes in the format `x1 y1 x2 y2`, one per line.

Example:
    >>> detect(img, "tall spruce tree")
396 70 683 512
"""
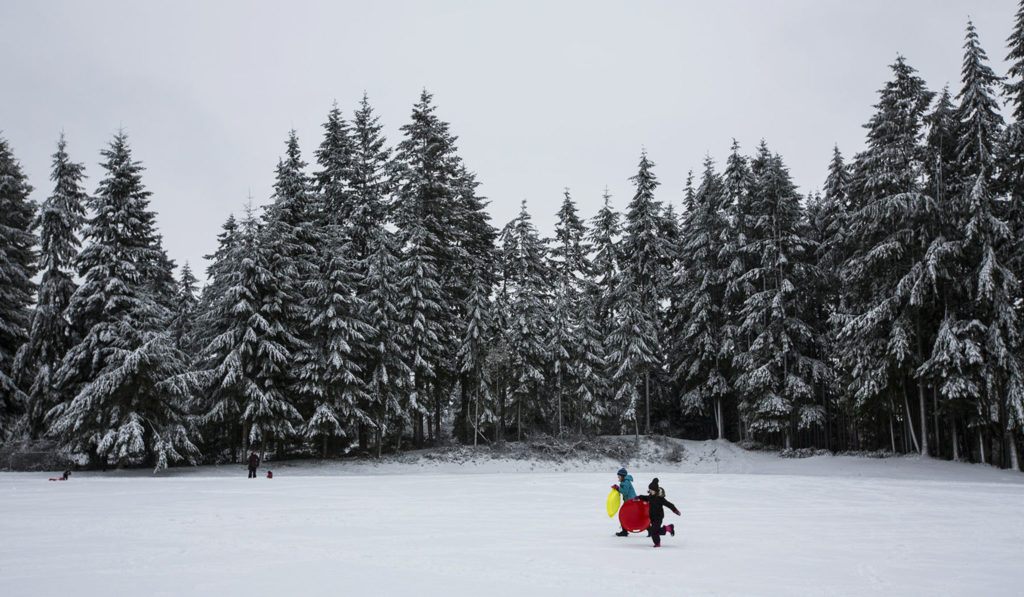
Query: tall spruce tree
734 146 824 448
621 150 665 434
13 135 85 438
670 157 733 439
547 189 589 435
500 201 550 439
392 90 464 443
199 205 302 456
169 262 199 355
0 136 37 438
363 226 412 455
295 225 373 457
927 21 1019 468
52 132 197 469
839 58 937 454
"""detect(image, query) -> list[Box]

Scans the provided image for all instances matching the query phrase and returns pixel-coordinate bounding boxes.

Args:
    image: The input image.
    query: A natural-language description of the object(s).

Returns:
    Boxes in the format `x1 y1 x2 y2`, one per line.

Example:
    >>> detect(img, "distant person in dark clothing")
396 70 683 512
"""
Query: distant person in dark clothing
638 478 680 547
247 451 260 478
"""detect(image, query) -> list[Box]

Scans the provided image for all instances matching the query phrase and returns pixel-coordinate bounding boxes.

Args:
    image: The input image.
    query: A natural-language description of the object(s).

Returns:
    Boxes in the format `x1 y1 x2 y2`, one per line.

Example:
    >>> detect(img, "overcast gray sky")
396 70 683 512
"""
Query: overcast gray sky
0 0 1016 276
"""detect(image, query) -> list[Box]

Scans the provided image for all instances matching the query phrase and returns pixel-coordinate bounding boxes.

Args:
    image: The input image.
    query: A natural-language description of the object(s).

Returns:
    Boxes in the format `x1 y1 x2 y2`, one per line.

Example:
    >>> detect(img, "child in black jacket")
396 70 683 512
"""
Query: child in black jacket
638 478 680 547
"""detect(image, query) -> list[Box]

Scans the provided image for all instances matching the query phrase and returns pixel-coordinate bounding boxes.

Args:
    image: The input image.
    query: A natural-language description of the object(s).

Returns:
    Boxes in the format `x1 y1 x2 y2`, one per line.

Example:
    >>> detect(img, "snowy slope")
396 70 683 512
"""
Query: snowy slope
1 441 1021 597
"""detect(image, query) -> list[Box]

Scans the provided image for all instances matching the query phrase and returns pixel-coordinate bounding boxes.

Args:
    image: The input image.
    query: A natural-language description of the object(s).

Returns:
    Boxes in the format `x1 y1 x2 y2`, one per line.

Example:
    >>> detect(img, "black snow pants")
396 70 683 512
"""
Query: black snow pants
648 516 665 546
248 467 257 478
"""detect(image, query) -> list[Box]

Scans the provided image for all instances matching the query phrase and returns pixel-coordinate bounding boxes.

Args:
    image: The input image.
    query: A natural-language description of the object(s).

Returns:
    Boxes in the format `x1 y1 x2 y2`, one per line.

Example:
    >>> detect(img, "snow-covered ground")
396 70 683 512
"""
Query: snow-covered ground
2 440 1022 596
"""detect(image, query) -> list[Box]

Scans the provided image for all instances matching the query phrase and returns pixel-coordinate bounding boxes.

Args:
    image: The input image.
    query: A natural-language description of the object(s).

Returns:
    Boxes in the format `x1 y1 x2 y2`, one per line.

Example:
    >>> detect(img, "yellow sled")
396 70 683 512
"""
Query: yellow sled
606 487 621 517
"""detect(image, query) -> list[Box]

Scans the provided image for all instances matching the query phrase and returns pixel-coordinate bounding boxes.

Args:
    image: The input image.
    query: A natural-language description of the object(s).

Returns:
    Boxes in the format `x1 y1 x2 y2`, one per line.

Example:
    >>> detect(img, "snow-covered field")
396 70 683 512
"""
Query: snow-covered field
2 441 1022 597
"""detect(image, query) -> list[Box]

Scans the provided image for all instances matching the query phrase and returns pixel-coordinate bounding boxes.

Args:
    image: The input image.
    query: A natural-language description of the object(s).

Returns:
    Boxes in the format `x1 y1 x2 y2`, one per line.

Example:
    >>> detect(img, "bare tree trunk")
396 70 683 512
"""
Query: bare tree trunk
952 416 960 461
978 429 986 465
889 411 896 454
516 401 521 442
932 389 940 458
473 374 480 448
714 397 724 440
557 371 563 438
644 373 650 435
1010 432 1020 471
902 390 920 453
917 383 928 456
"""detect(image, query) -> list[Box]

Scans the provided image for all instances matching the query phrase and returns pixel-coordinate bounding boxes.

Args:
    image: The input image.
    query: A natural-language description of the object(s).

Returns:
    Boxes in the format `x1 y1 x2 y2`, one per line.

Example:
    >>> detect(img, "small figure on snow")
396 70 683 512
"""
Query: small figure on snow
48 470 71 482
637 478 680 547
247 451 260 479
612 467 637 537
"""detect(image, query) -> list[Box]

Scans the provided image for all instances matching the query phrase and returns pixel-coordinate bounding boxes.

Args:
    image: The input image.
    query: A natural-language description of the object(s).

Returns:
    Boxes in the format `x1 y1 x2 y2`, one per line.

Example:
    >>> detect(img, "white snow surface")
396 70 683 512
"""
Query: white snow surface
1 439 1022 597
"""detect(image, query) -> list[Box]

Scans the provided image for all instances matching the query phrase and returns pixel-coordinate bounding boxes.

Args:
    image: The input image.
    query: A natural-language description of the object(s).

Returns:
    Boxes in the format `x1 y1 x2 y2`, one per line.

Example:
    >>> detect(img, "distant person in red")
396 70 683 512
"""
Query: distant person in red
247 451 260 478
637 478 680 547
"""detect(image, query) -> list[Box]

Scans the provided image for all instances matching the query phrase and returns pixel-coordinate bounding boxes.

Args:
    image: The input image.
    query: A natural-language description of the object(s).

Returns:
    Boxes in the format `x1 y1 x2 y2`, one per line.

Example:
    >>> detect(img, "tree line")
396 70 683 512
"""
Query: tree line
1 7 1023 470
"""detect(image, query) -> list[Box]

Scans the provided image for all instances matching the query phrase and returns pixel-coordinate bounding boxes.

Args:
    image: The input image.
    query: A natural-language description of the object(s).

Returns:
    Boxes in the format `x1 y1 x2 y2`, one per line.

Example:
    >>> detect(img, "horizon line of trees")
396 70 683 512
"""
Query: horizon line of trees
1 7 1024 471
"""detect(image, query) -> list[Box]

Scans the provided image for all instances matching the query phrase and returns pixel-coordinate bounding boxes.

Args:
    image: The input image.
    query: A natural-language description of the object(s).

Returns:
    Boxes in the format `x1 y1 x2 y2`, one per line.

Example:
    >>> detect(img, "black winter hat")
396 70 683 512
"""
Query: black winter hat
648 477 660 491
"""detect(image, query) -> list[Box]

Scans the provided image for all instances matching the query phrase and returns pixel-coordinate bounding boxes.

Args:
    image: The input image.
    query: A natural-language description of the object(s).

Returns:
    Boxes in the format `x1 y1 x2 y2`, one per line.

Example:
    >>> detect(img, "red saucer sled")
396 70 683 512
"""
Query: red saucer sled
618 498 650 533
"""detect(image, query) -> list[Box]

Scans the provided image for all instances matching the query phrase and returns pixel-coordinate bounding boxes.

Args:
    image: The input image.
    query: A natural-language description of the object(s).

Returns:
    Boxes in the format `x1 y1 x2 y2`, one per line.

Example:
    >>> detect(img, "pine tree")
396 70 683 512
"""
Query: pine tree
198 206 301 456
621 150 665 434
12 135 85 438
607 276 657 444
450 165 497 443
734 146 824 448
262 130 318 443
458 272 492 446
588 189 621 337
296 225 373 457
500 201 550 439
315 101 355 223
1005 0 1024 123
392 90 464 443
670 157 733 439
169 262 199 354
924 22 1019 468
956 21 1005 186
396 219 447 445
52 132 197 469
0 136 37 438
348 93 393 257
547 189 589 435
838 58 937 454
572 293 610 432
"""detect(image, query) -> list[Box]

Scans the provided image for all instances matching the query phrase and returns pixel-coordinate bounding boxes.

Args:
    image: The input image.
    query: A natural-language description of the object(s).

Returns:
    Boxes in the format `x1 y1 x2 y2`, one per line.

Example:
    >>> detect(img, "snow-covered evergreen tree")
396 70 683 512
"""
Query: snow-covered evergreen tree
546 189 589 435
838 58 937 454
923 22 1019 468
621 150 666 433
169 262 199 355
198 206 302 456
13 135 85 438
457 272 492 446
392 90 464 443
734 145 824 448
607 276 657 443
500 201 550 439
295 225 373 457
670 157 733 439
0 136 37 438
363 226 412 455
587 189 621 340
52 132 197 469
314 101 356 227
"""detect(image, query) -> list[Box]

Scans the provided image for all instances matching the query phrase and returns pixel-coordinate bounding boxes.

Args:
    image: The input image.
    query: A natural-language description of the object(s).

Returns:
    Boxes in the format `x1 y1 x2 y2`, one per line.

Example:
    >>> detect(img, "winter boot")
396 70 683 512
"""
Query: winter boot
666 524 675 537
615 529 629 537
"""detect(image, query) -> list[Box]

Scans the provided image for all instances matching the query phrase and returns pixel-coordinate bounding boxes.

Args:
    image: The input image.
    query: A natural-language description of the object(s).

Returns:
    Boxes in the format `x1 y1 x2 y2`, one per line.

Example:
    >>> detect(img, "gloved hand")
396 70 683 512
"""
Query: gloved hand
672 508 681 516
611 484 619 491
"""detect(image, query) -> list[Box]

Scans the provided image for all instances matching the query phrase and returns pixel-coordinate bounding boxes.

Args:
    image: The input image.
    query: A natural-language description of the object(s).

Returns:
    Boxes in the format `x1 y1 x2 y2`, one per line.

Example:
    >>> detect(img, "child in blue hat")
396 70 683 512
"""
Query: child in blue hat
612 467 636 537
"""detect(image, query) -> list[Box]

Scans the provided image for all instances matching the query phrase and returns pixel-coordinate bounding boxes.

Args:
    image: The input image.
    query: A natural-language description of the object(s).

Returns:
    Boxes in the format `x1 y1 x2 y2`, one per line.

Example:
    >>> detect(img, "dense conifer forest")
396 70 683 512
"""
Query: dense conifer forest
2 4 1024 471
